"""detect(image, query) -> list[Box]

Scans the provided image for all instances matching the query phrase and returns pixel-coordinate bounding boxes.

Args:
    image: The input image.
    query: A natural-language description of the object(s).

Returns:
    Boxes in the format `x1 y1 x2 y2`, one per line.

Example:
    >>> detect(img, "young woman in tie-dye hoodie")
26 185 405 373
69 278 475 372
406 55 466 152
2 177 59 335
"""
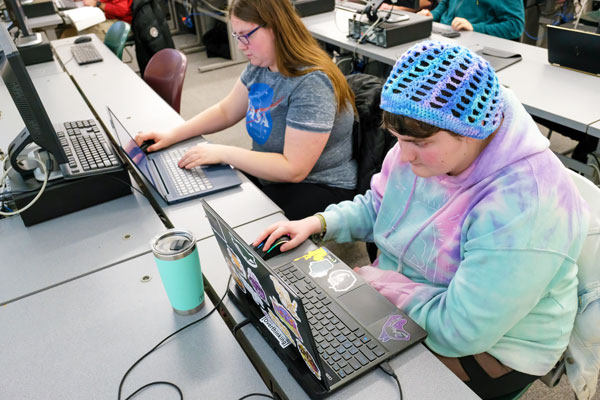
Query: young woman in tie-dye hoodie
253 41 589 398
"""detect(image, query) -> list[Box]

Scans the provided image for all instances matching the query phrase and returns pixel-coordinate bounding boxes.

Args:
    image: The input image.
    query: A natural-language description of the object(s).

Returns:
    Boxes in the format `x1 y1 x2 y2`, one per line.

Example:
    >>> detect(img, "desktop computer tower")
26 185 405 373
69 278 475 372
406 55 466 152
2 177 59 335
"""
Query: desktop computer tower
11 167 133 226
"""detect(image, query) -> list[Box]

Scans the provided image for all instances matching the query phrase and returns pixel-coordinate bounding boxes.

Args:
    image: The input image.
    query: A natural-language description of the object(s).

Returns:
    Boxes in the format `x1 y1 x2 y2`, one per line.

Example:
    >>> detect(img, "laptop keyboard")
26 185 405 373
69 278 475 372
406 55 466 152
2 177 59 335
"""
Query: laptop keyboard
56 119 121 177
278 264 387 379
160 148 213 196
71 43 103 65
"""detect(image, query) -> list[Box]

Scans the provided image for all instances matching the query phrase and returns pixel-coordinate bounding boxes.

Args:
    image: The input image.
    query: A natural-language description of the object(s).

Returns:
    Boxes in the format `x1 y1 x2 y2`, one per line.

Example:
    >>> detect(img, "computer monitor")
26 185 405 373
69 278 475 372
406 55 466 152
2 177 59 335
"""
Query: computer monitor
364 0 420 22
0 24 66 177
3 0 42 46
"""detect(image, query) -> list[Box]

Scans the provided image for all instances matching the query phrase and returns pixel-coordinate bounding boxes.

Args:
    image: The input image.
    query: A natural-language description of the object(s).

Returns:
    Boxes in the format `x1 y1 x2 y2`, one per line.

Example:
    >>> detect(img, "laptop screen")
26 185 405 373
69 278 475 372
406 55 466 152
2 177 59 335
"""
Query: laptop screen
107 108 156 187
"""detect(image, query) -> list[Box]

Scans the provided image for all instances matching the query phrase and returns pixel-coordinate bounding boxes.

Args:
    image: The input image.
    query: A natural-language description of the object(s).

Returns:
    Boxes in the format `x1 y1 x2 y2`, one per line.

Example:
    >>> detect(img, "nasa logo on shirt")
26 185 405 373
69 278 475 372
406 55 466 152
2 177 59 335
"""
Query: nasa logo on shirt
246 83 282 145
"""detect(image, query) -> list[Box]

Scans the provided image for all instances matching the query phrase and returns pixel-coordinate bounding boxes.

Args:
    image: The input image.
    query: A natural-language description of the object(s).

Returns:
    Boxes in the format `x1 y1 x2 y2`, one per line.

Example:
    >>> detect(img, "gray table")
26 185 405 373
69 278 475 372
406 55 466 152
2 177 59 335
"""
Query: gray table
0 252 271 399
28 13 63 40
198 214 479 400
51 35 282 239
0 71 165 306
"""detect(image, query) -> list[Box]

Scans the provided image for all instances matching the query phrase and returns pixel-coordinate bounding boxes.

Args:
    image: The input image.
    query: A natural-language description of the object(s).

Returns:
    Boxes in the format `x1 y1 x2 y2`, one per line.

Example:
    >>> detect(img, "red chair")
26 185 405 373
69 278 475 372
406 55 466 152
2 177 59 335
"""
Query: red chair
143 49 188 114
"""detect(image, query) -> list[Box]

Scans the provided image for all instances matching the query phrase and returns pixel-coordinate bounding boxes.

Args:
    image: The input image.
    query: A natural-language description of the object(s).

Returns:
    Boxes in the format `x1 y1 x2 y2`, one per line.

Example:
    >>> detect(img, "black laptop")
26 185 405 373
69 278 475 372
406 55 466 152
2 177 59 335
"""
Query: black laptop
108 107 241 204
202 201 427 398
547 25 600 76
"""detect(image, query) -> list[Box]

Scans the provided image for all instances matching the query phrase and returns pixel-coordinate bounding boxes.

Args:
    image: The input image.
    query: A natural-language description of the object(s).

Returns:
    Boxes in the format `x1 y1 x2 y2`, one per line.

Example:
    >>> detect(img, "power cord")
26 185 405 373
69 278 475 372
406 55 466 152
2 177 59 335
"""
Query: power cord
232 318 251 337
379 360 403 400
0 157 48 217
237 394 275 400
119 275 232 400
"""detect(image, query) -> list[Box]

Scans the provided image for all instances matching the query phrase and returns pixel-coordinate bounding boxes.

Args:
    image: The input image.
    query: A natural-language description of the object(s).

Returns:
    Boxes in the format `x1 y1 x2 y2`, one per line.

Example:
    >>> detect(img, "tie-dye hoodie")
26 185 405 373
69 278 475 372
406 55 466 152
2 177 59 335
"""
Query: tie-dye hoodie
320 88 590 376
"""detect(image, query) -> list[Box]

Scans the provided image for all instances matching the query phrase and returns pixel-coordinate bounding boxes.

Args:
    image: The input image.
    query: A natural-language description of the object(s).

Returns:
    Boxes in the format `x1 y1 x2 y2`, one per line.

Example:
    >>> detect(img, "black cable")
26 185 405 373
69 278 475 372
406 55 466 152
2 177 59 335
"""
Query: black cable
124 381 183 400
379 361 403 400
118 275 232 400
237 393 275 400
232 318 251 337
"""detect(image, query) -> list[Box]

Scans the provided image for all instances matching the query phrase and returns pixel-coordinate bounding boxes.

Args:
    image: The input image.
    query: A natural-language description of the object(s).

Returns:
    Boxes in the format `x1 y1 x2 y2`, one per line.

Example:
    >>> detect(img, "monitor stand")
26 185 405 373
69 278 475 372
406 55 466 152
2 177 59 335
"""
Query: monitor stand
15 33 43 47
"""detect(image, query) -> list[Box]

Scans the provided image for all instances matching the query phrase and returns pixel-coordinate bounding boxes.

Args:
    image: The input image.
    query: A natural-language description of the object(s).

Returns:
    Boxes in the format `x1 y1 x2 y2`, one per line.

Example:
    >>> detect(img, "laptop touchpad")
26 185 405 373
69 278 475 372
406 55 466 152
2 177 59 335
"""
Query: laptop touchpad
338 284 397 327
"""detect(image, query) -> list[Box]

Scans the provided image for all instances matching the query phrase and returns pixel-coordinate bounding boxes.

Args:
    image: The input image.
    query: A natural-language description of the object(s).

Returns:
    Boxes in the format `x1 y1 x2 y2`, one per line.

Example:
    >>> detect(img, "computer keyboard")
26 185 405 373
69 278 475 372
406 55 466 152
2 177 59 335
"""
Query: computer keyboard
278 264 387 379
55 119 122 178
71 43 103 65
160 148 213 195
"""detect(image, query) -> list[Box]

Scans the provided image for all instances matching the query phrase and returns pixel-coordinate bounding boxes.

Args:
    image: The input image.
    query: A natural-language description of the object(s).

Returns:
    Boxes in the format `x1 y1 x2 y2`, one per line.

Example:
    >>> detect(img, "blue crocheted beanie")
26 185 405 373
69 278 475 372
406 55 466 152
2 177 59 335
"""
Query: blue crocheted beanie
380 41 503 139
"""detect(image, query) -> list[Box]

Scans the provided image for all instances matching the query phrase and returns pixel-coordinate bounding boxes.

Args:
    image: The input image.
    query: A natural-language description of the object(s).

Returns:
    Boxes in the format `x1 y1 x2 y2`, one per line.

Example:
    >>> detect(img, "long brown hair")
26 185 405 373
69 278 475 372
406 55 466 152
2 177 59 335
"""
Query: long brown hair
229 0 354 113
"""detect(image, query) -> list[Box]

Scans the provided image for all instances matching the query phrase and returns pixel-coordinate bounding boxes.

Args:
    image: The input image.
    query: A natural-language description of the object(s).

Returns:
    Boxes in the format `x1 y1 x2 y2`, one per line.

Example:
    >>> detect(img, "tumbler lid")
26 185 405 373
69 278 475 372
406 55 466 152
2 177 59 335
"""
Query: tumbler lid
151 229 196 261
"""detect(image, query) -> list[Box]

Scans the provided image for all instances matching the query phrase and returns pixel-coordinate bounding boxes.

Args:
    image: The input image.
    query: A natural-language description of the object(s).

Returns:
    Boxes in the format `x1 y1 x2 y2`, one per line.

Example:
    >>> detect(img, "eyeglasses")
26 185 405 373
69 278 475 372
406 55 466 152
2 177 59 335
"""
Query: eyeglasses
231 25 264 45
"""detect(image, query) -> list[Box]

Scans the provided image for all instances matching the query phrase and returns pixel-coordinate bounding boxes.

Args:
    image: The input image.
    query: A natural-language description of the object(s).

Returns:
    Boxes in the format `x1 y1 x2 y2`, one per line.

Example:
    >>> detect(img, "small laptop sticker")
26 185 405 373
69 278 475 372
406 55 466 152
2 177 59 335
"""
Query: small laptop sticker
259 310 293 349
267 309 295 347
270 275 300 321
227 246 246 278
379 315 411 342
247 268 267 304
328 270 357 292
308 258 334 278
271 296 303 341
297 339 322 381
225 256 246 293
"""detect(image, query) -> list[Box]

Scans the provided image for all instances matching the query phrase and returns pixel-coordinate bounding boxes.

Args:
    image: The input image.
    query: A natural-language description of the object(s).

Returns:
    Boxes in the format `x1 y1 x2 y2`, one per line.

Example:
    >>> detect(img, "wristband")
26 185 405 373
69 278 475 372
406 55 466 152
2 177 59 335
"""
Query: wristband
311 213 327 243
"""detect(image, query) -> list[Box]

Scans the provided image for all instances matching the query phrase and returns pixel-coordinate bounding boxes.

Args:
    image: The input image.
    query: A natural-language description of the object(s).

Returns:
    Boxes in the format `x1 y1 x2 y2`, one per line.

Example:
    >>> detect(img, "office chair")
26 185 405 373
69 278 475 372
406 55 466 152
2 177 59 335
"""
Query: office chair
104 21 131 60
499 170 600 400
143 48 187 113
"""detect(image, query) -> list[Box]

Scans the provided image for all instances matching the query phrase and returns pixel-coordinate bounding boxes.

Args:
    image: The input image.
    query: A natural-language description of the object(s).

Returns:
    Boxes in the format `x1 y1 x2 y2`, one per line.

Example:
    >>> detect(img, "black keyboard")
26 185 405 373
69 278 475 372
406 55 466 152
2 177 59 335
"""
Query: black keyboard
55 119 122 178
71 43 103 65
278 264 387 379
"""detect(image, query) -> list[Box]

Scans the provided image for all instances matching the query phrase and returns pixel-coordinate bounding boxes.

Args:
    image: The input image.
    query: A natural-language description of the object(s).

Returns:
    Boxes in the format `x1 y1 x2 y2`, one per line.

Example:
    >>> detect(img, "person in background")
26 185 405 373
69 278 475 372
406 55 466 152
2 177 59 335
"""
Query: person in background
137 0 357 220
254 41 589 399
379 0 437 13
61 0 132 40
418 0 524 40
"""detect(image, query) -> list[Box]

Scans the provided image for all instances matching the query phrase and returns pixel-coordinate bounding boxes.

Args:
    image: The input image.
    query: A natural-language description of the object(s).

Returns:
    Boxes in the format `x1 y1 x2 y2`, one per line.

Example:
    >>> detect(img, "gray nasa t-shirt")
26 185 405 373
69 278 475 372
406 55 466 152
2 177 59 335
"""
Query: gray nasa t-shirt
240 64 357 190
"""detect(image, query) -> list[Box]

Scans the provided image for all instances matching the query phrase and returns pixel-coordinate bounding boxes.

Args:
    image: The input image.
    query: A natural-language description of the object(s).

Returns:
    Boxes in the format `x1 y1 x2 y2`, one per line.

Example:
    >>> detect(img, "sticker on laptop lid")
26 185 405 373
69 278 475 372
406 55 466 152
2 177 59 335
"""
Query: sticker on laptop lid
225 256 246 293
266 309 295 347
227 245 246 278
271 296 302 341
270 275 300 321
328 269 356 292
297 339 321 380
233 238 257 269
244 277 266 308
379 315 411 342
247 268 267 304
259 311 292 349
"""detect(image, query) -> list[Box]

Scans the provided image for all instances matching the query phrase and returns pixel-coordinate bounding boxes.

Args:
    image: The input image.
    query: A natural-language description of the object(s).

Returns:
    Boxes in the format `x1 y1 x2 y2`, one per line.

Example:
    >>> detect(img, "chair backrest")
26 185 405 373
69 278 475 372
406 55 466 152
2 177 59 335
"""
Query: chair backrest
143 48 187 113
104 21 131 60
563 169 600 400
345 73 396 196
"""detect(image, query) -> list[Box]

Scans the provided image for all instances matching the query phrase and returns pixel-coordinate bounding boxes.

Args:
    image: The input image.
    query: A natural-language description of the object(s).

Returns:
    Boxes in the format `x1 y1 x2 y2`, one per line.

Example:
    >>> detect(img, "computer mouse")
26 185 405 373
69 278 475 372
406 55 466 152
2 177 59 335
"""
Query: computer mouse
74 36 92 44
253 234 291 261
139 139 155 153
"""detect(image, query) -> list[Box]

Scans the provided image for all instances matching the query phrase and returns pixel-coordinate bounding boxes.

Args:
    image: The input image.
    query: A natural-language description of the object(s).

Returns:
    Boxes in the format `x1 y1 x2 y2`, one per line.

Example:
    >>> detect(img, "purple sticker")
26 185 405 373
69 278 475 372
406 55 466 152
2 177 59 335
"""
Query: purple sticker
271 296 302 341
247 269 267 303
379 315 410 342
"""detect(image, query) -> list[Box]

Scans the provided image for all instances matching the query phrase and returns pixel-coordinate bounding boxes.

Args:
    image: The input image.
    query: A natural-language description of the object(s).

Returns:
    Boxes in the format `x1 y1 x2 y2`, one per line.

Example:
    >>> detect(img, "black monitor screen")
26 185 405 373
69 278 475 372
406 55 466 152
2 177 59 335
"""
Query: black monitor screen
3 0 32 37
0 24 66 165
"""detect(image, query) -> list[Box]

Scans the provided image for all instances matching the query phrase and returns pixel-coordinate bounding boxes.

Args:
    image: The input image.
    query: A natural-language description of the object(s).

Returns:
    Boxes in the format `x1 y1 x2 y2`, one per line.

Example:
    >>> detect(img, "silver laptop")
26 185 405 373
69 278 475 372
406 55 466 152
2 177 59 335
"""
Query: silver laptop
547 25 600 76
107 107 241 204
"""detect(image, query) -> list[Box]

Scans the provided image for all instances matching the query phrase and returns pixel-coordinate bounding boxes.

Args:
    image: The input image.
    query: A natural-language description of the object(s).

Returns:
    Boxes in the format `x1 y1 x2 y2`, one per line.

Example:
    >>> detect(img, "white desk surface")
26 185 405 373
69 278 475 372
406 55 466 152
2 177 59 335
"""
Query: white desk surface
302 10 600 134
198 214 479 400
28 13 63 29
0 70 165 306
51 35 283 239
0 253 271 399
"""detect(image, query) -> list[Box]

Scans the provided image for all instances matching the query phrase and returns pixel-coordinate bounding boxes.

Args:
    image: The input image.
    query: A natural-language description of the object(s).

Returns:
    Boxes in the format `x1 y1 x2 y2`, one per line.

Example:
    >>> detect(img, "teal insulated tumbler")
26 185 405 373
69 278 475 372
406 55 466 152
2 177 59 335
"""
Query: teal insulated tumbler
151 229 205 315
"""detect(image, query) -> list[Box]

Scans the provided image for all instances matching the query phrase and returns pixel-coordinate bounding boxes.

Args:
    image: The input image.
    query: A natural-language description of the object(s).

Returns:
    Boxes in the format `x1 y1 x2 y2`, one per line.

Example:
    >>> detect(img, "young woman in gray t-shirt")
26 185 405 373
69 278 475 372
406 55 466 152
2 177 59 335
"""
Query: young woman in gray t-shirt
137 0 358 219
